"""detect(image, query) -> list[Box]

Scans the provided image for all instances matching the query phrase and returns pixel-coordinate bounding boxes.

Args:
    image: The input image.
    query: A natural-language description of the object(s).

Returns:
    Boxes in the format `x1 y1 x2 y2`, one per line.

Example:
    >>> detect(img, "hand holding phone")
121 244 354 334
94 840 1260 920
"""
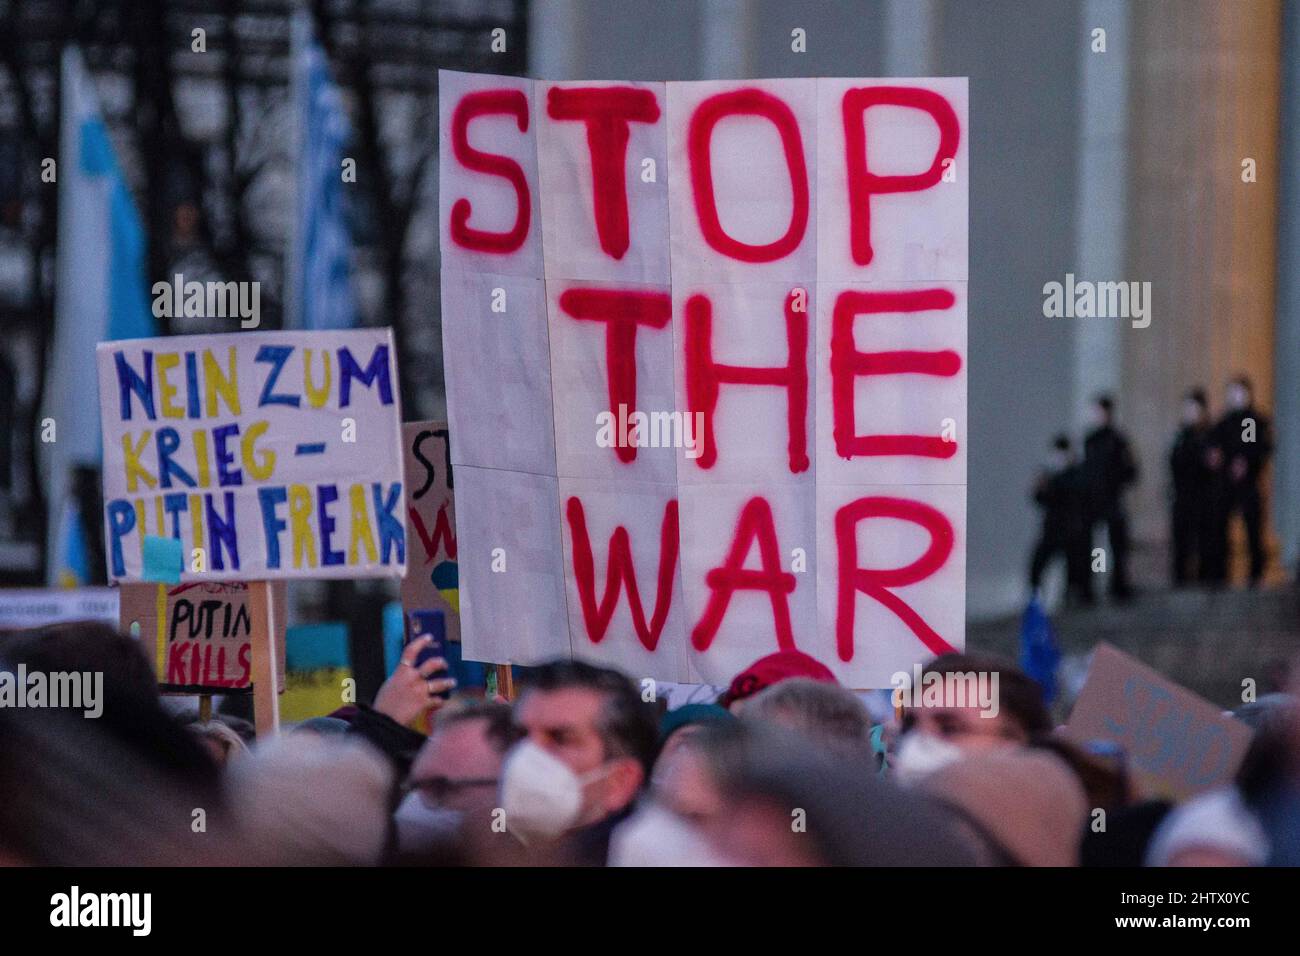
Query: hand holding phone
408 610 452 700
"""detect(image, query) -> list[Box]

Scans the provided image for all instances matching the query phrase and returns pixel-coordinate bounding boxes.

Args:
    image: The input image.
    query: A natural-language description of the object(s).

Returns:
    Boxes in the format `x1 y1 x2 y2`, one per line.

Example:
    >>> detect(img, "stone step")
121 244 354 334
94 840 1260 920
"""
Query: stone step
968 582 1300 709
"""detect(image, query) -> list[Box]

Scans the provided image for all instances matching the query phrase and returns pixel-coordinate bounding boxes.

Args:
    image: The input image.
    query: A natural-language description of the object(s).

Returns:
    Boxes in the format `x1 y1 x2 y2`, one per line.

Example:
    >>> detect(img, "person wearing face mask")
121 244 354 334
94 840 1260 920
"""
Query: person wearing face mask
499 660 658 865
890 653 1053 785
1028 434 1091 605
391 700 519 862
1082 395 1139 601
1169 388 1214 586
1204 375 1274 587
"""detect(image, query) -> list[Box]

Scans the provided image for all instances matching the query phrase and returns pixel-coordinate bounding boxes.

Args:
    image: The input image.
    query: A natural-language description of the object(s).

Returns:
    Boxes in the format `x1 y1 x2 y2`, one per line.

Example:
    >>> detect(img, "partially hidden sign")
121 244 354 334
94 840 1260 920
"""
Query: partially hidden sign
439 72 968 686
119 581 280 694
401 422 459 643
96 329 406 582
1063 643 1254 801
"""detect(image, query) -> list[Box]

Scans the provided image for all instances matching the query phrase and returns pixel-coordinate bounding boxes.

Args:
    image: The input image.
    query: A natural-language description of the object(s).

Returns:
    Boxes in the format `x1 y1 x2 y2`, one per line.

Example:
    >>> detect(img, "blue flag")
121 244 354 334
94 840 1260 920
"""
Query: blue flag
288 12 359 330
42 48 157 585
1019 596 1060 705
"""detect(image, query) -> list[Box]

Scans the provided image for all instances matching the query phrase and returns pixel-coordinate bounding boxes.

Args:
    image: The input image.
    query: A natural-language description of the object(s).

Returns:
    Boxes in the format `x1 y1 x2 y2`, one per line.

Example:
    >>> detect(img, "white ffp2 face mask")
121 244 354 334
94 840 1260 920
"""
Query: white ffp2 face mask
891 731 964 785
393 791 464 853
500 740 608 841
608 803 735 867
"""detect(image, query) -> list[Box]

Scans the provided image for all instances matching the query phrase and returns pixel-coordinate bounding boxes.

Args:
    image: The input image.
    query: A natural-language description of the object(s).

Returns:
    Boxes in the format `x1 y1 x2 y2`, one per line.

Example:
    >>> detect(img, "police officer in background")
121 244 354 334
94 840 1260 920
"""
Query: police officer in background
1083 395 1139 601
1204 375 1273 587
1169 388 1213 586
1029 434 1091 604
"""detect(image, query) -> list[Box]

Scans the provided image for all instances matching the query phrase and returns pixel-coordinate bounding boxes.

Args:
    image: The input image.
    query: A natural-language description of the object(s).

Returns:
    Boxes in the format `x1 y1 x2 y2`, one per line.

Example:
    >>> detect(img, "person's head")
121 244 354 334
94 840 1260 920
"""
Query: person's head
410 700 518 815
1080 800 1174 867
2 622 220 797
1144 788 1269 867
1182 388 1208 426
898 654 1050 749
701 723 975 866
1234 696 1299 806
1048 433 1072 468
394 700 519 857
1092 394 1115 427
503 660 657 836
1226 375 1254 412
742 678 872 760
718 649 837 712
1032 735 1128 812
182 718 250 767
293 716 352 737
654 703 734 779
225 733 394 865
0 705 242 866
651 719 742 828
918 747 1088 866
608 716 743 867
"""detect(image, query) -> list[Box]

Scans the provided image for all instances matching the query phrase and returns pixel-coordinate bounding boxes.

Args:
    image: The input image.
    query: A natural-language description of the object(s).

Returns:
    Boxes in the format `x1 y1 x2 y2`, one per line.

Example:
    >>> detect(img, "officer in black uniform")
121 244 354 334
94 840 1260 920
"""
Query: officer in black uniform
1169 388 1212 586
1205 376 1273 586
1083 395 1139 600
1029 434 1091 603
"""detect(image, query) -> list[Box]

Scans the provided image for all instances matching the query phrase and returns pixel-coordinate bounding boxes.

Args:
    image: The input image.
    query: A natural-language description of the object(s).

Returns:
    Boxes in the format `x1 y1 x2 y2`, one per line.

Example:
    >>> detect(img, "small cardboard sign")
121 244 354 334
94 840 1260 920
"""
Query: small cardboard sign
120 580 286 696
1063 643 1254 801
400 422 459 643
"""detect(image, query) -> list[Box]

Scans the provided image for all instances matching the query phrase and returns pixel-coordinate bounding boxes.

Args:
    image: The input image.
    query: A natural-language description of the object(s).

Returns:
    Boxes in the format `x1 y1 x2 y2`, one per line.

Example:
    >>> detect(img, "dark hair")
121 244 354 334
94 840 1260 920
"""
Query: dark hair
5 621 158 704
0 706 239 865
2 622 220 798
1032 735 1127 812
901 652 1053 738
1052 433 1070 452
743 678 872 758
703 722 977 866
1187 387 1207 408
1231 374 1253 393
437 699 521 755
1095 394 1114 413
520 660 658 774
1236 703 1297 807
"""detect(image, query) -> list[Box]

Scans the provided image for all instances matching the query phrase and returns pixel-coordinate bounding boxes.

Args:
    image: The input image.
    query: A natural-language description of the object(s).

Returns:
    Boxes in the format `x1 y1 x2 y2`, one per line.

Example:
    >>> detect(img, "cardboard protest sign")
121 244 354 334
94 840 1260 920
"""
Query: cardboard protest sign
400 422 459 644
440 71 967 687
96 329 406 583
1063 644 1254 801
0 588 119 630
118 580 287 697
119 581 258 693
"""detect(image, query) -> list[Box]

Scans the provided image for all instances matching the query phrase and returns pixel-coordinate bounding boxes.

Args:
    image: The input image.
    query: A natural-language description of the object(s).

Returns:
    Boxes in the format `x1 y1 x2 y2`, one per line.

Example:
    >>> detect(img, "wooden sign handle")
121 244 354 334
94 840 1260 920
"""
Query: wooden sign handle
249 581 280 738
495 663 515 701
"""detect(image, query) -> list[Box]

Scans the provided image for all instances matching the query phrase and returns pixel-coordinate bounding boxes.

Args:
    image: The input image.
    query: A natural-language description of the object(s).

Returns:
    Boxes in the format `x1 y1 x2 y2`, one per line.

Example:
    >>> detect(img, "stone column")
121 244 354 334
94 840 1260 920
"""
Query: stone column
1122 0 1281 556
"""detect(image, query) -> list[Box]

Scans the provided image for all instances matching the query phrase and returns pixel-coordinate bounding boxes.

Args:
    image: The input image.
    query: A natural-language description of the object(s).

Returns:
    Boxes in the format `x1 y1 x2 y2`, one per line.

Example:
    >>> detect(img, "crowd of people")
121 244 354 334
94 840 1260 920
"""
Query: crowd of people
1030 377 1274 603
3 620 1299 867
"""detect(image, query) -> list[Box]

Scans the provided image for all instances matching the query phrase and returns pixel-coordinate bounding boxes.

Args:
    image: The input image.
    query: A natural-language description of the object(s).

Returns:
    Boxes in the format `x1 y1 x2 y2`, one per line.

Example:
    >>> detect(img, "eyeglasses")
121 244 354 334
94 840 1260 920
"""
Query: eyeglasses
403 776 499 803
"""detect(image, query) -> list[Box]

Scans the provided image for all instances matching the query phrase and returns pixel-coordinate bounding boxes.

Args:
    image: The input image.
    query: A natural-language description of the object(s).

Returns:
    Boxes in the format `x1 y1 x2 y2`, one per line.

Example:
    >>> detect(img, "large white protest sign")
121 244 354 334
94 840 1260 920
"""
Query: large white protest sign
97 329 406 582
440 71 967 687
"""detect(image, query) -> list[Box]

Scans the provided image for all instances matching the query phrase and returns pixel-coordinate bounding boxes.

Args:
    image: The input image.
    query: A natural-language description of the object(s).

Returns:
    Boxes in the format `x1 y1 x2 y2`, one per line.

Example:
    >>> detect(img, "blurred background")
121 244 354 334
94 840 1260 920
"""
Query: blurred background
0 0 1296 705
